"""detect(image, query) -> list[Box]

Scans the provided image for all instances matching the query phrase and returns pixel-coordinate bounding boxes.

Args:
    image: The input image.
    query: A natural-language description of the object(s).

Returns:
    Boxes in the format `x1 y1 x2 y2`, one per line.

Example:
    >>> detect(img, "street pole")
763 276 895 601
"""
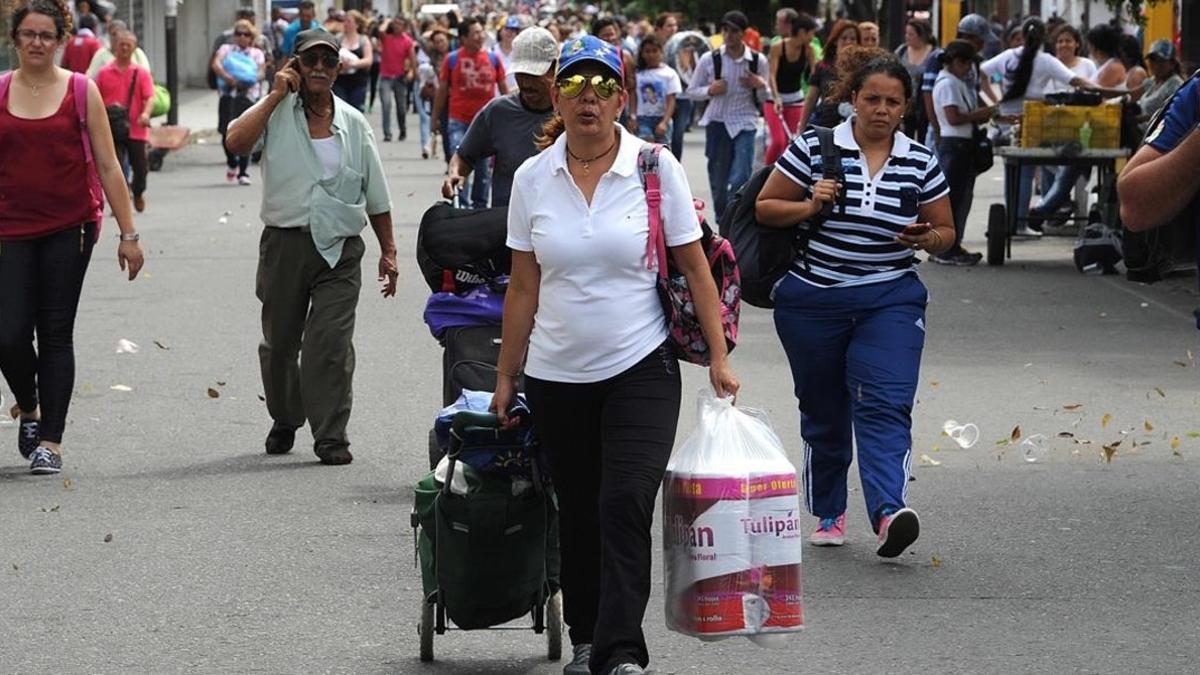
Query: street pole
166 0 179 126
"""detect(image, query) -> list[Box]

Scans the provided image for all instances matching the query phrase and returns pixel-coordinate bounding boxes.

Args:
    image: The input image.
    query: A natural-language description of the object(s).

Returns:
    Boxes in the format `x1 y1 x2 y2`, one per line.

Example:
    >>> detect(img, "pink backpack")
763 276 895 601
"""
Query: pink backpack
0 72 105 233
639 144 740 367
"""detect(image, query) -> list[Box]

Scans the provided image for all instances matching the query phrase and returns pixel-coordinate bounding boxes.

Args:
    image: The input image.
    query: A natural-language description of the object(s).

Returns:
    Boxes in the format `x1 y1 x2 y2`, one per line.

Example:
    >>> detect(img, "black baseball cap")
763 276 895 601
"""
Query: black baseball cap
295 29 338 54
721 11 749 32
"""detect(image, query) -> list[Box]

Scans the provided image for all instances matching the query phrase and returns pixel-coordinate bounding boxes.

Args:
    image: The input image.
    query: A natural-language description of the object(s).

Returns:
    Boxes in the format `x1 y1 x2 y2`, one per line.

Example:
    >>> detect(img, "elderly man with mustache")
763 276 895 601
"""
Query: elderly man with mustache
226 30 397 466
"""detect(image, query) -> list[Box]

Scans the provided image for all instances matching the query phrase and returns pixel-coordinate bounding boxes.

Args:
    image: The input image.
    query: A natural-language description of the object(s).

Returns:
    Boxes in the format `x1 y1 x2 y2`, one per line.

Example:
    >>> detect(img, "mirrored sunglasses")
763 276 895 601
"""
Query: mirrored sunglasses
555 74 622 100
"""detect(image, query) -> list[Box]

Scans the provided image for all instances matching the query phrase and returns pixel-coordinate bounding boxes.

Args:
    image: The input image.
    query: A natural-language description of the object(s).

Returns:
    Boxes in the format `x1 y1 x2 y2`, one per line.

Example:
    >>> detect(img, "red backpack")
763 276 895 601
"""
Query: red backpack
638 144 741 366
0 72 105 233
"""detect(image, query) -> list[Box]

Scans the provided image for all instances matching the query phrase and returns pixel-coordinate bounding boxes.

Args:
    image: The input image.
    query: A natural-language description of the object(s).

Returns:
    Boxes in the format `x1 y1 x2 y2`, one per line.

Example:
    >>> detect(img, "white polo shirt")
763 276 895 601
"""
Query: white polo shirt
507 127 702 383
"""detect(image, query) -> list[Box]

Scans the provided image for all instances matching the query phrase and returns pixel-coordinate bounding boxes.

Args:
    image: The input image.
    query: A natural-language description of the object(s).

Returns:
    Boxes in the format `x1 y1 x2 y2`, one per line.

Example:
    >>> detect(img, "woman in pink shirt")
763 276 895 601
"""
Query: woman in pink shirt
376 16 416 141
95 29 154 211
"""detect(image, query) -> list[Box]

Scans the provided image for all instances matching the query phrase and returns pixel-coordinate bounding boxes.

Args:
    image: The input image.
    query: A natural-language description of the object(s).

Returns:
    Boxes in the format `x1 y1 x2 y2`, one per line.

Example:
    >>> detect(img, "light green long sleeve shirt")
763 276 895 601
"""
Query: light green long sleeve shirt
257 92 392 268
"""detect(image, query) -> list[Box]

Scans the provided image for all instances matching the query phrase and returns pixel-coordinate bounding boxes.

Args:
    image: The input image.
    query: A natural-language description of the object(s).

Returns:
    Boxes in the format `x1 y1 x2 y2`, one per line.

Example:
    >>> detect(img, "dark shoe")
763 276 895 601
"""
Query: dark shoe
133 195 146 213
18 417 39 459
383 134 392 142
29 447 62 475
1025 208 1045 233
421 150 429 160
315 443 353 465
264 423 297 455
876 507 920 558
399 130 407 141
563 643 591 675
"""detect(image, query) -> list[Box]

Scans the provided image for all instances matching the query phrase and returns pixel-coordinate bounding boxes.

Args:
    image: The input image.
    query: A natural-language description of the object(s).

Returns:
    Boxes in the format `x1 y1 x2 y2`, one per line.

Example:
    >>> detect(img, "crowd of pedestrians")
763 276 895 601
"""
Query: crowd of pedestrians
3 2 1195 674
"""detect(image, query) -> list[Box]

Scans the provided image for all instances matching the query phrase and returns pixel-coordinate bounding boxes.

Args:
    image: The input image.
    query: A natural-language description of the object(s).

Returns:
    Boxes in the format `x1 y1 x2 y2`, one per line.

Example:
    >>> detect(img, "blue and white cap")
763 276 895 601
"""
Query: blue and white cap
556 35 624 83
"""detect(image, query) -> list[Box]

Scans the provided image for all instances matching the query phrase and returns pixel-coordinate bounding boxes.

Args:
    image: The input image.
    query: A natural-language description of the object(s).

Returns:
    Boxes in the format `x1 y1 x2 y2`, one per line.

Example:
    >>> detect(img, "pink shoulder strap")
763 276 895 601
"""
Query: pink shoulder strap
638 143 668 279
0 72 11 105
71 73 105 230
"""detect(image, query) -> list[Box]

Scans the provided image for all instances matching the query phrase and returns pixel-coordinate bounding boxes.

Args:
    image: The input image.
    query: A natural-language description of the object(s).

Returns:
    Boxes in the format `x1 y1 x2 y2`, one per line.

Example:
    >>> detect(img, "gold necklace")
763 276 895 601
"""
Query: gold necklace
19 71 56 97
566 137 617 177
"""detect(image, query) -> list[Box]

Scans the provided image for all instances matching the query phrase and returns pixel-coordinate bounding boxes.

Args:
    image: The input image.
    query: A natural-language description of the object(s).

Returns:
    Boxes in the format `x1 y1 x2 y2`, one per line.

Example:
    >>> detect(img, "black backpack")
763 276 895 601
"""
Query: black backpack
416 202 511 294
712 46 763 113
1122 69 1200 284
718 126 843 308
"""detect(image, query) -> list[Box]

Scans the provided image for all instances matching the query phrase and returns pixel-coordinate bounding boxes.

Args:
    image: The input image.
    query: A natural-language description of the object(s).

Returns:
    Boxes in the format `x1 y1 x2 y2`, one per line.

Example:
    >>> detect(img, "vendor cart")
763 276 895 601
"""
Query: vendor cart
987 146 1130 266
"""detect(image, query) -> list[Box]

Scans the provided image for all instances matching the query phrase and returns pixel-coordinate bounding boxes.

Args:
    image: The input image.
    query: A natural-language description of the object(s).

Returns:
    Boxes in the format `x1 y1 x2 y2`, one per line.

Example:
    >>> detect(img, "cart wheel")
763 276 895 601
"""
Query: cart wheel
547 591 563 661
419 601 435 662
428 428 442 471
986 203 1007 266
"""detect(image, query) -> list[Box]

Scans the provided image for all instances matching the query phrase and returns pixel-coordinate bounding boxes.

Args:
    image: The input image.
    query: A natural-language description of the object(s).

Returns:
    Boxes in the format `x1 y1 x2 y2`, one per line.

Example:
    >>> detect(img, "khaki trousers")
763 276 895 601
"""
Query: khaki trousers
256 227 364 450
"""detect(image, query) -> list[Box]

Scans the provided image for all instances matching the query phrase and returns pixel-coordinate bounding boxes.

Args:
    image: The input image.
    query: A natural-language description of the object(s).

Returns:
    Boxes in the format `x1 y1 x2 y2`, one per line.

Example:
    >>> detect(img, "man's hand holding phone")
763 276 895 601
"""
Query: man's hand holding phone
274 58 301 96
896 222 938 251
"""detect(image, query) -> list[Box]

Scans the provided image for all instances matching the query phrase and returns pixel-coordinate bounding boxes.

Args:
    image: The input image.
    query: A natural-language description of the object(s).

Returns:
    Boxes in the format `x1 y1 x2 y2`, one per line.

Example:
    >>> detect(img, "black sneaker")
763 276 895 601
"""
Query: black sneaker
315 443 353 465
265 423 298 455
29 447 62 475
563 643 591 675
383 134 392 142
18 417 39 459
399 130 407 141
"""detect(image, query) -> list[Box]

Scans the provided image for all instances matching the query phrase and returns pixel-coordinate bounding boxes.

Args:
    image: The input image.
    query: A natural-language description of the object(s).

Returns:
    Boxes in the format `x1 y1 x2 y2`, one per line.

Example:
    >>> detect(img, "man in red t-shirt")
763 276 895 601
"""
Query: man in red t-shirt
377 16 417 142
431 16 508 208
62 14 103 73
95 31 155 212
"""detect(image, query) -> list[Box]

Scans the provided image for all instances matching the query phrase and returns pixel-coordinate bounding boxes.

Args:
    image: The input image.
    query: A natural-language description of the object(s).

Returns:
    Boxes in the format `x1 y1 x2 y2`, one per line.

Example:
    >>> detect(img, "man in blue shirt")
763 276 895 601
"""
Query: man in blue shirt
280 0 324 58
1119 75 1200 325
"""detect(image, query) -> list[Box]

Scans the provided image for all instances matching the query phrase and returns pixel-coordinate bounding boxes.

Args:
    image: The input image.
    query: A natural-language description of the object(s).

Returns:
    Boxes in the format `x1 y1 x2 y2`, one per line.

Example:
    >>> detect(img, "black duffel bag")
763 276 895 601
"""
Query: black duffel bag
416 202 511 294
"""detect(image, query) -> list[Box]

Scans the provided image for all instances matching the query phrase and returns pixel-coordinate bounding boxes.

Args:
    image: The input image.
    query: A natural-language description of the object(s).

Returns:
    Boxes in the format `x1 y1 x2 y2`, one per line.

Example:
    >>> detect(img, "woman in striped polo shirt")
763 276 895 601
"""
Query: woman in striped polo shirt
756 56 954 559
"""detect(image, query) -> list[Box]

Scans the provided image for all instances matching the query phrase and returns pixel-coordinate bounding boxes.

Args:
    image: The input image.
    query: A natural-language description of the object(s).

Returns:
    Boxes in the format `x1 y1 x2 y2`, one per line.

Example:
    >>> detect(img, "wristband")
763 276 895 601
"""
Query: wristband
119 232 140 242
496 366 521 378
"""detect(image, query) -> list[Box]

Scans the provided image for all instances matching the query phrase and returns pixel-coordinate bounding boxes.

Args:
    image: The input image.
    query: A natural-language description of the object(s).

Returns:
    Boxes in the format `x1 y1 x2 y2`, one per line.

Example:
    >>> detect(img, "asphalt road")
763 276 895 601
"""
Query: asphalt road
2 116 1199 675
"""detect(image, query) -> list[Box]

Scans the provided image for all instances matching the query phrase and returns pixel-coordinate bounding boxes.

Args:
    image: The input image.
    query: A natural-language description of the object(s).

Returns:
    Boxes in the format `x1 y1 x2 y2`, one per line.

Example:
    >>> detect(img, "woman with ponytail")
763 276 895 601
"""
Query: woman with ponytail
981 17 1099 234
0 0 144 475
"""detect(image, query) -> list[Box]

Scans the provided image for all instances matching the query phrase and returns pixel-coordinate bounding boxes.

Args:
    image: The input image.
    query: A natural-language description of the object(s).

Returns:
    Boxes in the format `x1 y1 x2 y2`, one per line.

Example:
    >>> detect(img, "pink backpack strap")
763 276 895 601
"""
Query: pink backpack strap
0 72 10 106
638 143 668 279
71 73 105 231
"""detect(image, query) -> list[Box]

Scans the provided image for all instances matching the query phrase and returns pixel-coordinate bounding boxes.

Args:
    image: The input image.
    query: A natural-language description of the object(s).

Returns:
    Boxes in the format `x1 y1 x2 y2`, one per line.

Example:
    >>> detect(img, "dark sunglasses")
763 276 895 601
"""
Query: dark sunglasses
299 50 340 69
555 74 622 100
233 31 253 37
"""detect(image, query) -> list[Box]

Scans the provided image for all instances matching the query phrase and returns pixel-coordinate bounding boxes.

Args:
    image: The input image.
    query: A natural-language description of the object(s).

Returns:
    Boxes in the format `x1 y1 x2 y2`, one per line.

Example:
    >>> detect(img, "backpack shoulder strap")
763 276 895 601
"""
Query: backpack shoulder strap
638 144 668 277
748 49 759 74
72 73 94 165
487 50 500 75
712 47 722 81
0 71 11 104
448 49 460 75
815 126 841 182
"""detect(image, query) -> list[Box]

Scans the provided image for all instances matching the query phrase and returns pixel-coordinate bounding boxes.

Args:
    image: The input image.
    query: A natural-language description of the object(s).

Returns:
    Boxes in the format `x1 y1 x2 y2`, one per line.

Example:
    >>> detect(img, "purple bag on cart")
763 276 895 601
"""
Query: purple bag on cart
423 281 506 341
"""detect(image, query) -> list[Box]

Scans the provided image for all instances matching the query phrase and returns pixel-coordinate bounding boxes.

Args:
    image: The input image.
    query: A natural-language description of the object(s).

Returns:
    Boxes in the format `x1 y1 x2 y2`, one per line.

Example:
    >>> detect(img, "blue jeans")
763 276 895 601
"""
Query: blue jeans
1005 162 1036 228
378 77 408 139
637 115 670 144
670 99 693 159
447 118 491 209
704 122 756 222
773 273 927 531
1033 165 1090 218
417 96 431 152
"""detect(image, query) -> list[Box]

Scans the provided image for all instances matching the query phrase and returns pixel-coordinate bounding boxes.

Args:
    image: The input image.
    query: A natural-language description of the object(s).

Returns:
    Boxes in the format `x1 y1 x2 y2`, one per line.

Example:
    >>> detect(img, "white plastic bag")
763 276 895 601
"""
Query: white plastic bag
663 390 804 646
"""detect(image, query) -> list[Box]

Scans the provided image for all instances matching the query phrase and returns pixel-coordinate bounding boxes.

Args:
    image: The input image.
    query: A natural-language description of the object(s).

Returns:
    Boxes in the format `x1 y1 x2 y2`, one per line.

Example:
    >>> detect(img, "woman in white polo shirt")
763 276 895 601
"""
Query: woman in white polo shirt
756 56 954 560
491 35 739 675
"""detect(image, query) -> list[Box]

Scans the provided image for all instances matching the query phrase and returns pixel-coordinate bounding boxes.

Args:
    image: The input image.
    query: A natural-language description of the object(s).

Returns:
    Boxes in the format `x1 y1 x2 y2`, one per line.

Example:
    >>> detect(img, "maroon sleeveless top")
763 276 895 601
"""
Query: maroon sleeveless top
0 80 94 240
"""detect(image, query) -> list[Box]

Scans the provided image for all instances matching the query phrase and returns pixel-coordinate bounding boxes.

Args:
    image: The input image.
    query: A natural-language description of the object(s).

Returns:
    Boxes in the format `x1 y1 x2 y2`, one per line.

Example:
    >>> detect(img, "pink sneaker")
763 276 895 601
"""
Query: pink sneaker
876 507 920 558
809 514 846 546
226 170 237 183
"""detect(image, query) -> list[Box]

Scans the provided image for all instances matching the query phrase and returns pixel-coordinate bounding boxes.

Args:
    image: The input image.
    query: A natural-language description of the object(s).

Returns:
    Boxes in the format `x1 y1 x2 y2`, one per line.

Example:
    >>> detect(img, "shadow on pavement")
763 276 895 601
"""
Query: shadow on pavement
376 656 558 674
117 453 330 481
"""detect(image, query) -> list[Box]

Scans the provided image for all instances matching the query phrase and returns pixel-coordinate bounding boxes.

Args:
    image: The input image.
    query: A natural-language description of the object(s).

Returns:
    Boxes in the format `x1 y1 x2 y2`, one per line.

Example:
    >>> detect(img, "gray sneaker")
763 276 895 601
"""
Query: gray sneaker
18 418 39 459
29 447 62 475
608 665 645 675
563 643 591 675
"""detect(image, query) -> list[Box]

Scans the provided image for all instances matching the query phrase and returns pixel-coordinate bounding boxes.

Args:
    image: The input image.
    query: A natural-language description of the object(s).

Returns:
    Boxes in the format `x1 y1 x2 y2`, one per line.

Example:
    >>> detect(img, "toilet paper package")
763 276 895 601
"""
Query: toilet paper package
663 391 804 645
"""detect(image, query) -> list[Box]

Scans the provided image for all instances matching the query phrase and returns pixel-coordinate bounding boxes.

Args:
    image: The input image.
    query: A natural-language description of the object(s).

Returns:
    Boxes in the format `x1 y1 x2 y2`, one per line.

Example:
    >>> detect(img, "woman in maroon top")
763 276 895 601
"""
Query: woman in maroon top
0 0 144 475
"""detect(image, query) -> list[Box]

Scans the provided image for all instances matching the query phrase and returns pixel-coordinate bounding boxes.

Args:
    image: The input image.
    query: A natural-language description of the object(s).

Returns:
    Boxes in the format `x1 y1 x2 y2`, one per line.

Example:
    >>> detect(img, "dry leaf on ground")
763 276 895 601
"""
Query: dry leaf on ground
207 388 220 399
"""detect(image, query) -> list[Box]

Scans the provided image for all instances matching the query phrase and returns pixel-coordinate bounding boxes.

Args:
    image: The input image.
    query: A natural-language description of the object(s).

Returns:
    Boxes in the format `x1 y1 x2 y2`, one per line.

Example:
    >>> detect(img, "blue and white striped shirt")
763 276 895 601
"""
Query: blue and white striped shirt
773 119 949 288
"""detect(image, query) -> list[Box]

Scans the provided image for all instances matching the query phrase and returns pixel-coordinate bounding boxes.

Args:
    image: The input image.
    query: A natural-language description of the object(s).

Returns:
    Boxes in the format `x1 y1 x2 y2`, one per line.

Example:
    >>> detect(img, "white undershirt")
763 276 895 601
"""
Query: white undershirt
311 136 342 179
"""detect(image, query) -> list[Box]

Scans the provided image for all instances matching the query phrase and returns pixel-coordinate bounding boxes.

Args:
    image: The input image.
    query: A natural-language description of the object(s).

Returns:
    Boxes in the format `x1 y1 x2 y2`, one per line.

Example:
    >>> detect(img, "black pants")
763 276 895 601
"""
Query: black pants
114 138 148 198
0 224 95 444
936 137 977 252
525 342 681 675
218 94 254 177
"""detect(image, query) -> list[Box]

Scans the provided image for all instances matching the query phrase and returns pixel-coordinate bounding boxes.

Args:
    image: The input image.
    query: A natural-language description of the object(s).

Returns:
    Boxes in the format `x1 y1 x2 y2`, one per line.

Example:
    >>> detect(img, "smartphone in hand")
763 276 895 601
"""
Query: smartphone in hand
901 222 932 236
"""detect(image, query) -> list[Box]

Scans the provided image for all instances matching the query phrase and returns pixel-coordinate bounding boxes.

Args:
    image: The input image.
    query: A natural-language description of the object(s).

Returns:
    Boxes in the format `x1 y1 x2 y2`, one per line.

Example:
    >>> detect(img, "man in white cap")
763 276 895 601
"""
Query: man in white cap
442 26 560 208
